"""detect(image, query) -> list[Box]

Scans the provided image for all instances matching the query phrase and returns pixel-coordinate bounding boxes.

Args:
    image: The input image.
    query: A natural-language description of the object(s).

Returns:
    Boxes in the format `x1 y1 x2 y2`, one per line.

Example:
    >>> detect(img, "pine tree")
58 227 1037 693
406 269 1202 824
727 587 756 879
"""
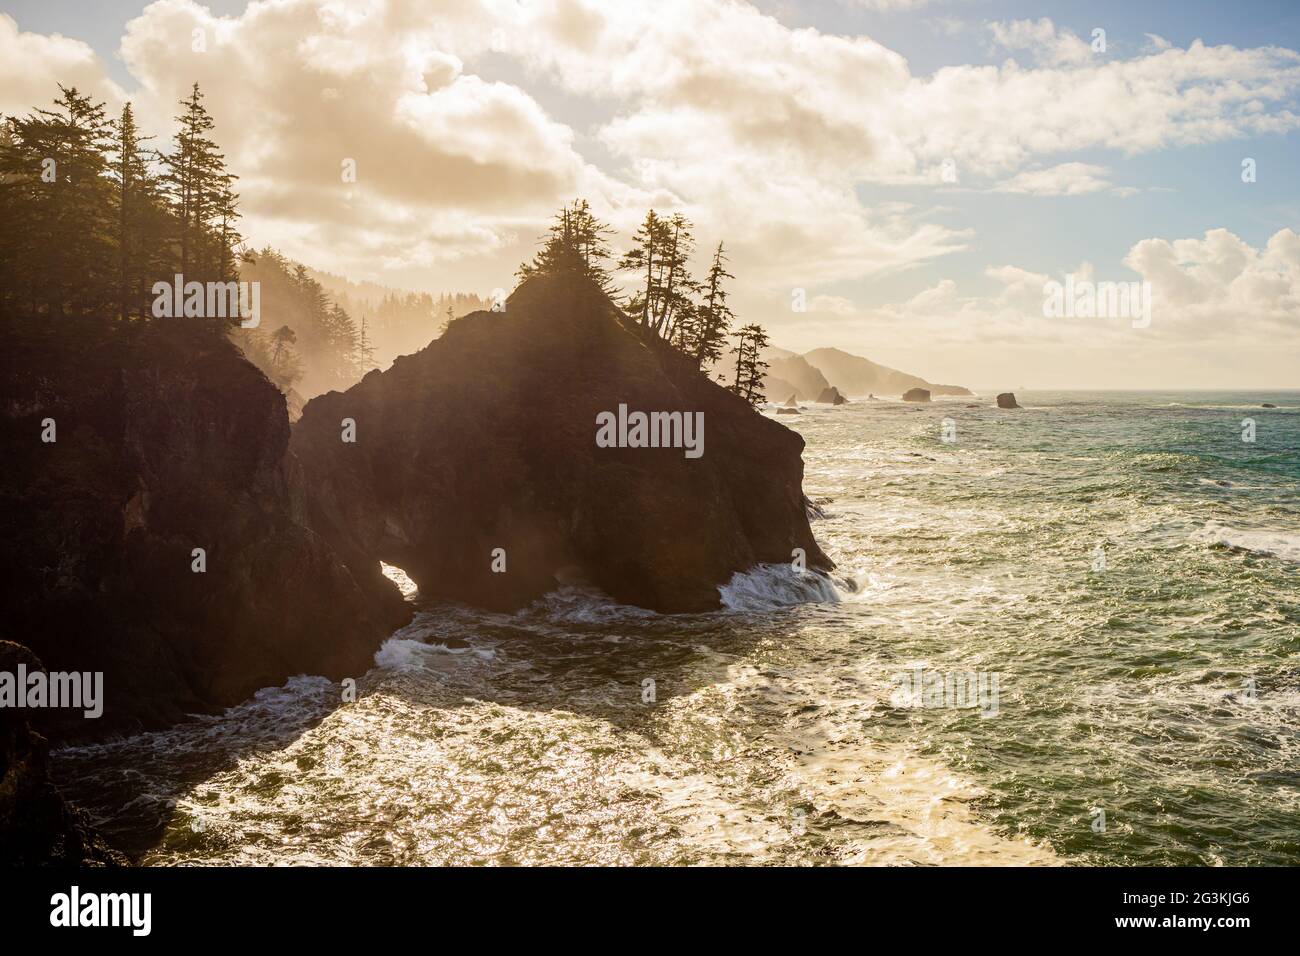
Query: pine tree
211 169 242 283
107 102 171 320
164 83 233 283
729 323 770 407
687 241 734 368
618 209 667 329
517 199 614 291
653 214 698 340
0 86 115 317
355 314 376 373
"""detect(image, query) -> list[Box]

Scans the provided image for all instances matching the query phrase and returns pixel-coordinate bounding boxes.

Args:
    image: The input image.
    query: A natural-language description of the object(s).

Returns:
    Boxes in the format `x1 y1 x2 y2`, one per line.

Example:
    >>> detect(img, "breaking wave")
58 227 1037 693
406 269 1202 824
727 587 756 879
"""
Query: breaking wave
718 563 844 610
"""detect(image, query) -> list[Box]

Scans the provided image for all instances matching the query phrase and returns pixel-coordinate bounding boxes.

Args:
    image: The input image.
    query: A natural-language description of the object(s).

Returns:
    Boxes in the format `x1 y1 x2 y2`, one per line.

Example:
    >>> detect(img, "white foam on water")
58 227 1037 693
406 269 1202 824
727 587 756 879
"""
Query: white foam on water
525 585 660 623
1194 521 1300 562
718 563 844 610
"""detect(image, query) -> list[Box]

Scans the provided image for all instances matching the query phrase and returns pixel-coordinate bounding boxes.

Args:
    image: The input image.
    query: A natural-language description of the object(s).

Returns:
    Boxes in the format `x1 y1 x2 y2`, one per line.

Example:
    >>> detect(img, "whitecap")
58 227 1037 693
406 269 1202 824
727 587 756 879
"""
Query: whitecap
718 563 843 610
1193 521 1300 562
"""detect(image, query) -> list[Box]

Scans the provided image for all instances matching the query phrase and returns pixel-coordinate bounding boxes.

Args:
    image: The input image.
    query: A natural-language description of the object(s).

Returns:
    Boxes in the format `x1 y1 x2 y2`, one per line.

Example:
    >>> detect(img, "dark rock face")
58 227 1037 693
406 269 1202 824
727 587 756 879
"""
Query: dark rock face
292 275 833 613
0 642 123 866
997 392 1021 409
776 407 801 416
902 387 931 403
816 386 848 405
1261 403 1277 409
0 317 408 737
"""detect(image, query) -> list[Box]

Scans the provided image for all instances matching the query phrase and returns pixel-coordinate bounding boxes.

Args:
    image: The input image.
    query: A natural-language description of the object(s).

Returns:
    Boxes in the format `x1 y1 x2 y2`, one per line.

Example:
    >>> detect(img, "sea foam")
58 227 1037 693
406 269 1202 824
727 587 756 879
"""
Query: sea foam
1194 521 1300 562
718 563 843 610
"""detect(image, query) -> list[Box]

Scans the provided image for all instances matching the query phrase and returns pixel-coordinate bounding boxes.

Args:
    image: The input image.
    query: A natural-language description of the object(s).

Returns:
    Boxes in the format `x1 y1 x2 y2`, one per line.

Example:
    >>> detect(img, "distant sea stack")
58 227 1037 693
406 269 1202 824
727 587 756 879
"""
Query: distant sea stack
997 392 1021 409
902 387 931 403
817 386 848 405
0 317 409 736
292 274 833 613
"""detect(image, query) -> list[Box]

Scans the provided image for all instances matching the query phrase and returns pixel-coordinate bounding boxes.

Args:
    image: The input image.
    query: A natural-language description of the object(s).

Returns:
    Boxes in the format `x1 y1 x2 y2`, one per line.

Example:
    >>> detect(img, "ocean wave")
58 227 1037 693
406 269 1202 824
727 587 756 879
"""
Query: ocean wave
524 585 660 623
1193 521 1300 562
718 563 844 610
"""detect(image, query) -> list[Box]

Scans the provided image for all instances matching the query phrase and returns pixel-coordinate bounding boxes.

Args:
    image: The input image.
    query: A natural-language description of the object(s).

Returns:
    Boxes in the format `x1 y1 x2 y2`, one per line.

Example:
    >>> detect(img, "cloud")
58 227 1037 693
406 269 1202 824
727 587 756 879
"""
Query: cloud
849 0 939 9
0 14 125 118
992 162 1133 197
106 0 628 286
987 18 1094 67
1126 227 1300 335
5 2 1300 315
783 227 1300 361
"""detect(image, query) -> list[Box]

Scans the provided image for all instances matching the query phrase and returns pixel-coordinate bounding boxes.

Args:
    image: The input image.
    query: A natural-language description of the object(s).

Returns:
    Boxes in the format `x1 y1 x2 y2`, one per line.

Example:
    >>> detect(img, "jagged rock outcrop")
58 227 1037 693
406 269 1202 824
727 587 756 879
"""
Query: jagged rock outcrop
763 354 830 402
783 393 798 408
997 392 1020 409
0 642 123 866
0 317 408 737
816 386 848 405
292 274 833 613
902 387 931 403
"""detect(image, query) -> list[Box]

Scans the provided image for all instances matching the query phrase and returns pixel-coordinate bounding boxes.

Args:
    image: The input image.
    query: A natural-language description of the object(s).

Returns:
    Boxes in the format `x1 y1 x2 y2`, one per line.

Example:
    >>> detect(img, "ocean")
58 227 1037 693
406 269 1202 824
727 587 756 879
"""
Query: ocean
53 391 1300 865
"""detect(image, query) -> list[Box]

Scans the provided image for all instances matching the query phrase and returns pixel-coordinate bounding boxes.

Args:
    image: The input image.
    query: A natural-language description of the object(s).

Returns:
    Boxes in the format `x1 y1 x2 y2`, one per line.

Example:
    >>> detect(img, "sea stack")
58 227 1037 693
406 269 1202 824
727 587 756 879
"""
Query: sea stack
997 392 1021 409
292 273 833 613
783 393 799 407
816 386 848 405
902 387 931 403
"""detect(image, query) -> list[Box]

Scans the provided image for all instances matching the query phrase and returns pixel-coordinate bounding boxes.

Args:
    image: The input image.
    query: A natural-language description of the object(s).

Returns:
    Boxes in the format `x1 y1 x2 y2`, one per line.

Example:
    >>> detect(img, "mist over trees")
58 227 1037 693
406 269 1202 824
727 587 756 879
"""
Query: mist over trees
0 84 486 402
316 274 491 368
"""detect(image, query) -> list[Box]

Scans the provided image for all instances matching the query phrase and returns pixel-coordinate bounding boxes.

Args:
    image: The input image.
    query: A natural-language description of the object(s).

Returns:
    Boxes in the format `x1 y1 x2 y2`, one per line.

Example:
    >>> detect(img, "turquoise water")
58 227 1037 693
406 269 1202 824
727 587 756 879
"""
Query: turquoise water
54 391 1300 865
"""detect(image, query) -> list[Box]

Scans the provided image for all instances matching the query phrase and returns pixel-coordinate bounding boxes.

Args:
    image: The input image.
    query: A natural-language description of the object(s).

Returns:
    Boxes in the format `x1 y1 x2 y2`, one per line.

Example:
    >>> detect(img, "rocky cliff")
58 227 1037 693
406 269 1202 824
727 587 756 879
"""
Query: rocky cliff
762 354 830 402
0 642 123 865
292 275 833 613
0 316 408 738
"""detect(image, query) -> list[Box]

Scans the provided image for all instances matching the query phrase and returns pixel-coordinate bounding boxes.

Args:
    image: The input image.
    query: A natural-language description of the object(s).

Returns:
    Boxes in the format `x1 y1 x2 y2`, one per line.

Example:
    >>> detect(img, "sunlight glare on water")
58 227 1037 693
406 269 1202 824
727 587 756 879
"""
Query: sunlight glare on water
53 391 1300 865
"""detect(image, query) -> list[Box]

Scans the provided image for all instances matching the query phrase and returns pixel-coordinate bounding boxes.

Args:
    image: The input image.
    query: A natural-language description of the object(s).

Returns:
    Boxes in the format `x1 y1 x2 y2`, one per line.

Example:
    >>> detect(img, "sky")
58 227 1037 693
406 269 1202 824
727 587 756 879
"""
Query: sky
2 0 1299 388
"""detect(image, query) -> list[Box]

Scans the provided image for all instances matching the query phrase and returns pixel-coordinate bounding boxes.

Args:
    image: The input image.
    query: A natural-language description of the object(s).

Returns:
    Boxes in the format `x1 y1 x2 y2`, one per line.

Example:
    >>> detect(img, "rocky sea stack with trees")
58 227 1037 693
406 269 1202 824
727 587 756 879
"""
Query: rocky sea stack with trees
1 88 830 862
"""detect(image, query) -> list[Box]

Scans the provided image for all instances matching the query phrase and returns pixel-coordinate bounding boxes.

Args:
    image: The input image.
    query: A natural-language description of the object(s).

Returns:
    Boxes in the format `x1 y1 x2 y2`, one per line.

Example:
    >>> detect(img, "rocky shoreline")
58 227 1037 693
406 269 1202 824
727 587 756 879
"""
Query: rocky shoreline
1 275 831 862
